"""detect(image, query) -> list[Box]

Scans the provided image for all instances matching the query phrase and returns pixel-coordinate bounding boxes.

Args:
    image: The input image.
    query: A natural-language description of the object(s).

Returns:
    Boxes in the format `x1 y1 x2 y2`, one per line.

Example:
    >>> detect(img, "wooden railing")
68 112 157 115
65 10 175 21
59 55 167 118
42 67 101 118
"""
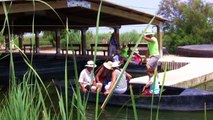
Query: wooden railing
61 44 81 55
23 44 35 53
87 44 109 56
127 43 147 55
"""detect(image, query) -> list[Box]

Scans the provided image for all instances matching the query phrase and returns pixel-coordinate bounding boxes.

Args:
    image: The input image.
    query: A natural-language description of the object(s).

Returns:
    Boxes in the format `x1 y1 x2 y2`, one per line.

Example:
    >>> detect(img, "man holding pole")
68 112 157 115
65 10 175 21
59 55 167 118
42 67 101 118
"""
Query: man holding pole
143 29 160 71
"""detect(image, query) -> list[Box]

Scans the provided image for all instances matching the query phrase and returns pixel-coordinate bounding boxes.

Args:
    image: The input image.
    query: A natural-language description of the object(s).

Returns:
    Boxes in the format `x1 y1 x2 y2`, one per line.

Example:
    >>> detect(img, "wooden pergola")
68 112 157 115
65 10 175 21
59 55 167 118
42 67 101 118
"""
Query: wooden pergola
0 0 167 56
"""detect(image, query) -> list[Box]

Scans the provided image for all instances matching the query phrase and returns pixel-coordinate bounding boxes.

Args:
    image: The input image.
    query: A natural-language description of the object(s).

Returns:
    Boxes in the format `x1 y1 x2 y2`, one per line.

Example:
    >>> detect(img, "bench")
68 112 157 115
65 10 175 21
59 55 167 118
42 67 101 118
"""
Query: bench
87 44 109 56
61 44 81 55
23 44 35 53
127 43 147 55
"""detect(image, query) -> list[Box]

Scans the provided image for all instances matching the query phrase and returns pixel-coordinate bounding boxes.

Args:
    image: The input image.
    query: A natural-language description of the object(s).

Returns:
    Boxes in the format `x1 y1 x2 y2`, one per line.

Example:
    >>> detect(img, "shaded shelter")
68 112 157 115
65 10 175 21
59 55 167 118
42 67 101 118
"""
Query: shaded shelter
0 0 167 55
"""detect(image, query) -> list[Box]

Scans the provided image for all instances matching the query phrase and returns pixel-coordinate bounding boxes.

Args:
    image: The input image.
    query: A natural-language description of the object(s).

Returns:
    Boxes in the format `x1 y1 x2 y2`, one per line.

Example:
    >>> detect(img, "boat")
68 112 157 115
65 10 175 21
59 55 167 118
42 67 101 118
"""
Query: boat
54 80 213 111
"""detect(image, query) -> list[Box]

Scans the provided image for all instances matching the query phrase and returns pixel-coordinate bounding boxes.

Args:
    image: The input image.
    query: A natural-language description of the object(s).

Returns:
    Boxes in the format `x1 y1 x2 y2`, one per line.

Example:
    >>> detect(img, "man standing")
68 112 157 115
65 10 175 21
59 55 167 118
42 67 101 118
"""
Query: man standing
109 32 118 56
143 29 160 70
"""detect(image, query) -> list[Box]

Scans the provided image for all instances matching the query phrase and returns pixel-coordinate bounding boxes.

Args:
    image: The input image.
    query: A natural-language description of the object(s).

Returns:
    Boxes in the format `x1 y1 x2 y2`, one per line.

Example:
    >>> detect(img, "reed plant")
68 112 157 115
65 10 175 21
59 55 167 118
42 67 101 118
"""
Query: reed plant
0 0 208 120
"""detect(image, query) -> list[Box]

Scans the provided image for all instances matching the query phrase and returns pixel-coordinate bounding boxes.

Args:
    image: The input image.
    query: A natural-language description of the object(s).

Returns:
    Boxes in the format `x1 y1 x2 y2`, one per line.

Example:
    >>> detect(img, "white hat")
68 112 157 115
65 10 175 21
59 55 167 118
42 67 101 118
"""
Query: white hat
144 29 155 35
112 61 120 68
85 60 96 68
134 48 139 54
103 61 113 70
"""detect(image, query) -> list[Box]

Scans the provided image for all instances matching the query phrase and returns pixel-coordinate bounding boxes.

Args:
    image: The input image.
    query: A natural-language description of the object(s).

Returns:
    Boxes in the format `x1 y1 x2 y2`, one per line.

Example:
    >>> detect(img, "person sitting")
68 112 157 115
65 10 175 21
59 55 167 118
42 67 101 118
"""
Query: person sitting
120 44 129 59
79 60 102 93
142 68 160 96
104 61 132 95
95 61 113 90
130 48 142 65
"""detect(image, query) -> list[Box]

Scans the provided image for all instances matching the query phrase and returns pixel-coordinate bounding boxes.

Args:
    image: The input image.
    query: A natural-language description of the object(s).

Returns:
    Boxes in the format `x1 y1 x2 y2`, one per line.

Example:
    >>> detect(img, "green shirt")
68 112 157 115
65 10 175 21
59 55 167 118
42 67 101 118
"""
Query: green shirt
120 47 129 58
148 37 159 57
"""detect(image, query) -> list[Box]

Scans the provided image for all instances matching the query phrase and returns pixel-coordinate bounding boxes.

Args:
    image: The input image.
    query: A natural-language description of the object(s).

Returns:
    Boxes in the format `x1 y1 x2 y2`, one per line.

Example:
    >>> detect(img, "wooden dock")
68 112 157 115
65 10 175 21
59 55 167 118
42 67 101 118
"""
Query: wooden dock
130 56 213 88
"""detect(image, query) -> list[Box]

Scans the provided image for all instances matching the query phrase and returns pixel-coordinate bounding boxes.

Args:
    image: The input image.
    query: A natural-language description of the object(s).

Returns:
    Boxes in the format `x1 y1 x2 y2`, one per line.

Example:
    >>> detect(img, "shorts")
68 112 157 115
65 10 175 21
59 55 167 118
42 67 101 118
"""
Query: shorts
85 83 102 91
143 88 152 95
105 82 127 94
85 85 92 91
147 55 160 69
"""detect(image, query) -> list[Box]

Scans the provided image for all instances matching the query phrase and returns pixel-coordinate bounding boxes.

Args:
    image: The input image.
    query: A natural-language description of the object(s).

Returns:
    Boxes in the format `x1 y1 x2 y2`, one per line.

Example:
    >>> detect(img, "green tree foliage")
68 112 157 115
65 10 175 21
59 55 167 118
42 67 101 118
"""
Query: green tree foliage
42 31 56 47
0 33 4 45
43 30 81 47
120 29 141 44
158 0 213 53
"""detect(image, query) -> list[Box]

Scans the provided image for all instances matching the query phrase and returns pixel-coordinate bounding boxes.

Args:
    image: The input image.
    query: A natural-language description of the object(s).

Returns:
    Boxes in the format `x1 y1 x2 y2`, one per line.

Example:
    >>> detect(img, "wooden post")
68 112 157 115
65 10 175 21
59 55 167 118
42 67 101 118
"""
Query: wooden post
157 22 164 57
113 27 120 47
35 32 40 53
81 28 88 55
56 30 61 54
18 33 23 50
5 34 9 52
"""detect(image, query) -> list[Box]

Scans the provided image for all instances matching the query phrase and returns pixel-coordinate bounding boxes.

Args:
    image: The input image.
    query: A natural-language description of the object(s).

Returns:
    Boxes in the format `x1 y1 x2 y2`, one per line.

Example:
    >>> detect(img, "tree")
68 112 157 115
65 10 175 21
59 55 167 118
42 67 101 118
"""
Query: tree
158 0 213 53
120 29 141 44
42 31 56 47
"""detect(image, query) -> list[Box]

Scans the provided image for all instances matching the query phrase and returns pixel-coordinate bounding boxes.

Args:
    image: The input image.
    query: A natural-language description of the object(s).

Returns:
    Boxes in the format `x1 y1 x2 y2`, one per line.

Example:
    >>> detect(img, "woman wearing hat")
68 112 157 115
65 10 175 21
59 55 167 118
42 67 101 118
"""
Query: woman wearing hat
95 61 114 90
104 61 132 95
79 60 102 93
143 29 160 70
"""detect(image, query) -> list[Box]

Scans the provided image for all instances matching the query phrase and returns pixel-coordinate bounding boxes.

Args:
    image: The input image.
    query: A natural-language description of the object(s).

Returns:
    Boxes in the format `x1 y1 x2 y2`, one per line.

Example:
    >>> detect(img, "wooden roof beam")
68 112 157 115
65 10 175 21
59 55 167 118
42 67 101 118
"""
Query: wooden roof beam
0 0 68 15
90 2 162 25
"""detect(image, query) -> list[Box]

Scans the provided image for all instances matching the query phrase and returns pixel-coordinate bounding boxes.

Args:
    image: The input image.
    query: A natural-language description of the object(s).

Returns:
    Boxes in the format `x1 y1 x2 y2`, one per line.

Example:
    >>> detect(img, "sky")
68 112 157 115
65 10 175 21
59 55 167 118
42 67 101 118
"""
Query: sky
88 0 213 33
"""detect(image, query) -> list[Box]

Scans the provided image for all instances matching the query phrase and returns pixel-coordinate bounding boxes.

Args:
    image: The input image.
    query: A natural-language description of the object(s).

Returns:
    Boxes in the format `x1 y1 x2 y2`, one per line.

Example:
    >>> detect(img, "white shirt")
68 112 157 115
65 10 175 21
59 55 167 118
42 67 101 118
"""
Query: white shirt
78 68 95 87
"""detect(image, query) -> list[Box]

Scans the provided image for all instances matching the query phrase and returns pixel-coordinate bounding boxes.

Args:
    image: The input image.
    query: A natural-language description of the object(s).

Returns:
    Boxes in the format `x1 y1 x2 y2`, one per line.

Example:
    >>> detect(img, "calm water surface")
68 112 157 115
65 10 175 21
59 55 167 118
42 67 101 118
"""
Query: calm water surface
86 80 213 120
86 103 213 120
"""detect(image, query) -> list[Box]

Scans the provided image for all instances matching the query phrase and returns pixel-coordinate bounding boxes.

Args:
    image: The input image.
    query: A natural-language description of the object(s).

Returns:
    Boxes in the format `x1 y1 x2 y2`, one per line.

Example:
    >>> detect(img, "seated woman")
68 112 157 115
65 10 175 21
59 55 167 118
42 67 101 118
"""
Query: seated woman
142 68 160 96
104 61 132 95
95 61 113 90
78 60 102 93
130 48 142 65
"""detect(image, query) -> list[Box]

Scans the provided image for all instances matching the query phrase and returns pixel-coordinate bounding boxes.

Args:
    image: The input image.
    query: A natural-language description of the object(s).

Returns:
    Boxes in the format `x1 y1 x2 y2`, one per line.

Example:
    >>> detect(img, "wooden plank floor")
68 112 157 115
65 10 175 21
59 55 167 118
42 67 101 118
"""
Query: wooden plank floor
130 55 213 88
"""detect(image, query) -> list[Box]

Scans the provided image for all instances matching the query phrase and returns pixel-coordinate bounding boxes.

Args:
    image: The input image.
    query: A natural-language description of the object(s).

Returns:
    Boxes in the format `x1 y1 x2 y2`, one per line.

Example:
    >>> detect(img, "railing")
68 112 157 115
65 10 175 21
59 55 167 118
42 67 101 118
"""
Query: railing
87 44 109 56
61 44 81 55
23 44 35 53
127 43 147 55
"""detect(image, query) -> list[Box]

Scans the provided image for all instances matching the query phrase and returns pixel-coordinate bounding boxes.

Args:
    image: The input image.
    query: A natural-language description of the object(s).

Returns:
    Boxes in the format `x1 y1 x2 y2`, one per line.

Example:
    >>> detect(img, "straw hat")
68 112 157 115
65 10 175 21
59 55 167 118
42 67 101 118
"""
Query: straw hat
144 29 155 35
134 48 139 54
103 61 113 70
85 60 97 68
112 61 120 68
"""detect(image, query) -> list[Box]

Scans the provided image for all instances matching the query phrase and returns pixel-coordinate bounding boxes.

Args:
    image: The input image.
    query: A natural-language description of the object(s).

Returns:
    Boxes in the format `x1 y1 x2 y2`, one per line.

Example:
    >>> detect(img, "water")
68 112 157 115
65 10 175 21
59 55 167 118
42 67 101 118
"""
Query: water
1 80 213 120
86 103 213 120
86 99 213 119
84 80 213 120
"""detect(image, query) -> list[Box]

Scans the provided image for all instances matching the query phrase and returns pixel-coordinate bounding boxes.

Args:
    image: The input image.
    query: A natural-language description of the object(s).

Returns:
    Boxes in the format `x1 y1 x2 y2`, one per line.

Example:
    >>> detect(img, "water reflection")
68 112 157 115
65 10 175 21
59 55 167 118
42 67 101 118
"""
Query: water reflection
84 80 213 120
86 103 213 120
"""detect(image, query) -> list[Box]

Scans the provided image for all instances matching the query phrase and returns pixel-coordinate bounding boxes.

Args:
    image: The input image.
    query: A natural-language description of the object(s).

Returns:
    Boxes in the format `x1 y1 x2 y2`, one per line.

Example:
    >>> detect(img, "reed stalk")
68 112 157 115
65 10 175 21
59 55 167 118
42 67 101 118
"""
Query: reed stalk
130 85 138 120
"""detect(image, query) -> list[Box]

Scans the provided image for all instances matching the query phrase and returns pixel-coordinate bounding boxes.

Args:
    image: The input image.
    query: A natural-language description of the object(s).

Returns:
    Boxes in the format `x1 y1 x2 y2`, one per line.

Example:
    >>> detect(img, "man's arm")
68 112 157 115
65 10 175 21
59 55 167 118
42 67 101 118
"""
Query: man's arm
144 35 154 42
104 71 115 95
95 66 104 83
